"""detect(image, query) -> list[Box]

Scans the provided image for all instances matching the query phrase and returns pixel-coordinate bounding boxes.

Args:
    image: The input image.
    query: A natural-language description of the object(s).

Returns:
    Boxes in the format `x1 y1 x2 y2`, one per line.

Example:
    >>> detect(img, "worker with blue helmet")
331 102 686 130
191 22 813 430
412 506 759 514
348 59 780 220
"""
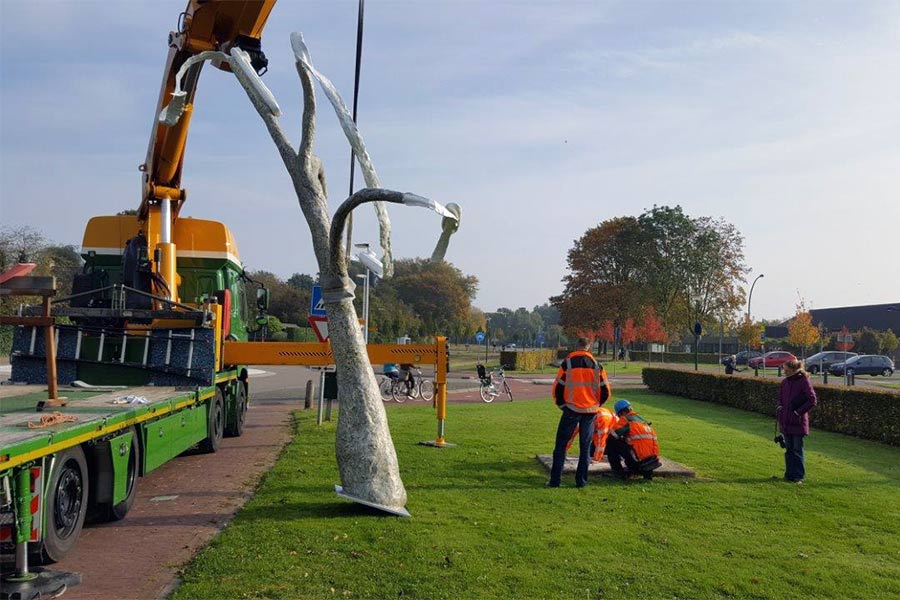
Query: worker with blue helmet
604 399 662 481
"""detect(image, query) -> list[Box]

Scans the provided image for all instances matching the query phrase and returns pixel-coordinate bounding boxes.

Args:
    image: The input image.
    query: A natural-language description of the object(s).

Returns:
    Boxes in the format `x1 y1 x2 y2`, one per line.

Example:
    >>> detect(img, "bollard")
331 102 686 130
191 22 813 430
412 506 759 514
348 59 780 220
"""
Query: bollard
304 380 313 409
325 398 333 421
754 367 759 377
777 366 782 377
823 371 828 384
849 371 855 386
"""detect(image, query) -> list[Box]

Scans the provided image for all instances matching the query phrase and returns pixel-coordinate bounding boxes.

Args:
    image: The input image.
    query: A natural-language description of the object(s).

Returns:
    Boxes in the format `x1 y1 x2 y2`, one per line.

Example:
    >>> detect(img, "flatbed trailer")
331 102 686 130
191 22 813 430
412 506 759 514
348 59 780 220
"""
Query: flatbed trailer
0 373 240 583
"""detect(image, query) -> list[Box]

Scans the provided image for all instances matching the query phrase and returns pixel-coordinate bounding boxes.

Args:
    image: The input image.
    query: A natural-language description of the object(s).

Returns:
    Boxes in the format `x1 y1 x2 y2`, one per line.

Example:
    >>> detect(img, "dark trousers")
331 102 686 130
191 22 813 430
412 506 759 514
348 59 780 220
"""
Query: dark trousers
550 408 596 487
605 437 642 474
784 434 805 482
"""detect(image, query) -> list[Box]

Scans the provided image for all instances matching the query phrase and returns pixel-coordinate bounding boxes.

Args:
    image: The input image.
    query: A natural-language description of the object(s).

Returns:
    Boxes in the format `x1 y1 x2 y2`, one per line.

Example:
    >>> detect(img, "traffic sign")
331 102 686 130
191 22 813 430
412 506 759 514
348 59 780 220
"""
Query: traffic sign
310 285 326 316
536 332 545 345
475 330 485 343
309 315 329 342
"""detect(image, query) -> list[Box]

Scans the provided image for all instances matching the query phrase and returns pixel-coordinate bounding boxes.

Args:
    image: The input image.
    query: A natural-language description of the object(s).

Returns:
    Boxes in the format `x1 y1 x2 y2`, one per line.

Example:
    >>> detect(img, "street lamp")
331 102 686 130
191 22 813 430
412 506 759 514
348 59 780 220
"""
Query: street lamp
352 242 382 344
747 273 764 367
323 188 458 306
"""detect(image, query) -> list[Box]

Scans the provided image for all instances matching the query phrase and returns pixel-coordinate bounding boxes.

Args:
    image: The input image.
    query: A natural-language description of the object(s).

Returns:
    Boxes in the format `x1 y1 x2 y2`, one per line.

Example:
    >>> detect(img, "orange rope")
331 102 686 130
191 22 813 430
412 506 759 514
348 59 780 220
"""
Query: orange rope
28 412 78 429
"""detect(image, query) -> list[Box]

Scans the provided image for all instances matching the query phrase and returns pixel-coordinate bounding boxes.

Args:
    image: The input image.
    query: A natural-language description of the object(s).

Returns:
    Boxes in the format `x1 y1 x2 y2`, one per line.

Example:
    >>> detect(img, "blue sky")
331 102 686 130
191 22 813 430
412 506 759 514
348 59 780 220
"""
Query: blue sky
2 0 898 320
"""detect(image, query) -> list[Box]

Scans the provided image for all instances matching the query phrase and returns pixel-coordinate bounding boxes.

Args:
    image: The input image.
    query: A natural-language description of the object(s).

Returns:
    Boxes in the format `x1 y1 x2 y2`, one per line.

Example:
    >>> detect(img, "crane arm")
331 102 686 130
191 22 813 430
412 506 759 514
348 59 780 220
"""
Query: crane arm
138 0 275 302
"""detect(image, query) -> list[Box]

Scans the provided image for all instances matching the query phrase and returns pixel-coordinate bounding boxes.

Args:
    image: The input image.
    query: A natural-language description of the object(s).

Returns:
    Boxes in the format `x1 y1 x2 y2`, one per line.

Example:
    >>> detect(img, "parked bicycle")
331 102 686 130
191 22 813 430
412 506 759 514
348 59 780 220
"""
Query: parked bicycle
379 367 434 402
476 364 513 402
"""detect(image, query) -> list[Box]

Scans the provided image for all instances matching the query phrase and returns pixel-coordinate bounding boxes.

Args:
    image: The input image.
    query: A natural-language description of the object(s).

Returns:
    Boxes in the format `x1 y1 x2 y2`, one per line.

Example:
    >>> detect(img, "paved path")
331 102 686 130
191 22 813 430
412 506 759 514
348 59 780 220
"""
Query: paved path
52 367 311 600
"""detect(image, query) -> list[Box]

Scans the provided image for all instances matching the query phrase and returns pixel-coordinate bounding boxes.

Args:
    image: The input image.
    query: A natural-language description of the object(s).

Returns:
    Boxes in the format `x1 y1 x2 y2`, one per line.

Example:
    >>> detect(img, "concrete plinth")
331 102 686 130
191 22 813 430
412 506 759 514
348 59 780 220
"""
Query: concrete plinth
535 454 695 478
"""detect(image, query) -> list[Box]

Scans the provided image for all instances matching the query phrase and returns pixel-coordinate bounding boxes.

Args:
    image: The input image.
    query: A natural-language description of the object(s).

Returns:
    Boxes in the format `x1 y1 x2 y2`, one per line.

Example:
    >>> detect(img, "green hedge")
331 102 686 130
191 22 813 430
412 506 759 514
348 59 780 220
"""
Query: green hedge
642 368 900 446
629 350 721 364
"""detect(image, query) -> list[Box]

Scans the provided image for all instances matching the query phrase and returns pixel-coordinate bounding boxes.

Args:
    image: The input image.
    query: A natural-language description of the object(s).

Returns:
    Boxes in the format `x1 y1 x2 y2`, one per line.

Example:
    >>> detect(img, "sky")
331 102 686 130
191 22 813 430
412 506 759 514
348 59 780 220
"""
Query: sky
1 0 899 321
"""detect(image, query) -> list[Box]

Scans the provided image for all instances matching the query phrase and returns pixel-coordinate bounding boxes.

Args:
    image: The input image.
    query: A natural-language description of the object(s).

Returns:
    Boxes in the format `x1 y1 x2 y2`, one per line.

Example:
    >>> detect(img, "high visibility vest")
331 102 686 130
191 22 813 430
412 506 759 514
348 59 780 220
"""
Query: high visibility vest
552 351 608 413
565 407 615 461
613 411 659 460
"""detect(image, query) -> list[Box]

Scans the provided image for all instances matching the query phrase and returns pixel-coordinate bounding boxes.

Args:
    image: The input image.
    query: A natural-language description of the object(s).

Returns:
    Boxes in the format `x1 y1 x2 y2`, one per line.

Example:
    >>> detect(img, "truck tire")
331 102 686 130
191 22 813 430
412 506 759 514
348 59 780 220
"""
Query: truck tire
36 446 90 564
225 380 248 437
199 388 225 453
107 427 141 521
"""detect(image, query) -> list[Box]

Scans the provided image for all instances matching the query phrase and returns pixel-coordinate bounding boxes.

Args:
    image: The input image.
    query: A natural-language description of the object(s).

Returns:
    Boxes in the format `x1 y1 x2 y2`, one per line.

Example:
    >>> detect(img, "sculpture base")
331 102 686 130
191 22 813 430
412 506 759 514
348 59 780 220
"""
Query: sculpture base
418 440 457 448
334 485 410 517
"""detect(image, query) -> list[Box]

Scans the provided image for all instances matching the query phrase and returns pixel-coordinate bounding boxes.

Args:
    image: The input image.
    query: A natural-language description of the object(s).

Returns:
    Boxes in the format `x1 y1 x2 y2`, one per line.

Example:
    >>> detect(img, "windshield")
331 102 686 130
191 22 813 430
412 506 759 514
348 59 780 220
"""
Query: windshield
845 356 860 364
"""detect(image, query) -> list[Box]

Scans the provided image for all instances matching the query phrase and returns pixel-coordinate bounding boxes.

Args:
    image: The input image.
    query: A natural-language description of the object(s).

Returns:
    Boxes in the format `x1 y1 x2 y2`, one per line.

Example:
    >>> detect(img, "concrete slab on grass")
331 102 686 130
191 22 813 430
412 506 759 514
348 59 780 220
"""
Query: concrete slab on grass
535 454 695 478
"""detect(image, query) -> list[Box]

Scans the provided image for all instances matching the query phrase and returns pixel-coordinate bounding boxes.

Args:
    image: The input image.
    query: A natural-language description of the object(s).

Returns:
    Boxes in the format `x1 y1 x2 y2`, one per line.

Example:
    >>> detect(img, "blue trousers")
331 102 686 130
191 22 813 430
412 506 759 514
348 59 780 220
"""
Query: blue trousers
784 434 805 482
549 408 596 487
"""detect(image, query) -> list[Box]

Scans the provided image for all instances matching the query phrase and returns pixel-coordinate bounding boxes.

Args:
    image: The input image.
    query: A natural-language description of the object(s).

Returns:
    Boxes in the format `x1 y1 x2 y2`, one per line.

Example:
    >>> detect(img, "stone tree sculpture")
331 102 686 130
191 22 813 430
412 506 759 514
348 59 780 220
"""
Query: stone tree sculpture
160 34 455 514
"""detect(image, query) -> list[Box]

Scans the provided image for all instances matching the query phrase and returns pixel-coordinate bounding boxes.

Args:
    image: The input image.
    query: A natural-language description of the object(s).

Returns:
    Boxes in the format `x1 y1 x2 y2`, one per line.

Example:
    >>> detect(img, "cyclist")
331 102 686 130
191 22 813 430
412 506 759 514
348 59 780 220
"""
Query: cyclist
383 363 400 382
399 363 416 396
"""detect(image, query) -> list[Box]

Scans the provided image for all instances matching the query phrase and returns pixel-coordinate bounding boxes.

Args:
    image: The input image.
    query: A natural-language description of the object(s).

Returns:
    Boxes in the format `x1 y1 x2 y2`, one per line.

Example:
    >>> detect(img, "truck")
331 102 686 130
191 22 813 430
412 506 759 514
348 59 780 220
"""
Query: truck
0 2 451 596
0 2 277 595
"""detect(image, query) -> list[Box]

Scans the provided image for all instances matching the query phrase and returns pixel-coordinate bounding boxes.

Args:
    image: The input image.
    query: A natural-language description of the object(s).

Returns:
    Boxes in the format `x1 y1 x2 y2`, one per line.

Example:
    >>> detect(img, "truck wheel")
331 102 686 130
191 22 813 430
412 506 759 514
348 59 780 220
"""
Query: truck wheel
107 427 140 521
199 388 225 453
225 381 248 437
37 446 90 564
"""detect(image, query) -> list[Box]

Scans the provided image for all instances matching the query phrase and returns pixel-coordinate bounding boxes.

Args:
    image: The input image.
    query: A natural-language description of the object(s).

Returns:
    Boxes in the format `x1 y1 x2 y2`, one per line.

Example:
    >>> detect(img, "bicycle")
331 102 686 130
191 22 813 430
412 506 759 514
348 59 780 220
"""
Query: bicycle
379 368 434 402
476 364 513 403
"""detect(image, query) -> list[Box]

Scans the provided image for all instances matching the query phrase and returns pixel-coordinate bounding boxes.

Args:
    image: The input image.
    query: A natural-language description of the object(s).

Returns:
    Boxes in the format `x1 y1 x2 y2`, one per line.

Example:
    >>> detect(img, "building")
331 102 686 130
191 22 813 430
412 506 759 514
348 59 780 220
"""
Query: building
807 303 900 333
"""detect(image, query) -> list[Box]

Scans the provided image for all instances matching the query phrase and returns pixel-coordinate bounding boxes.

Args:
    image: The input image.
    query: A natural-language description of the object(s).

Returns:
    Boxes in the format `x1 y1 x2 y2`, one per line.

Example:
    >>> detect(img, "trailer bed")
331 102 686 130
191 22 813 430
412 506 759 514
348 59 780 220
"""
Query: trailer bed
0 384 210 472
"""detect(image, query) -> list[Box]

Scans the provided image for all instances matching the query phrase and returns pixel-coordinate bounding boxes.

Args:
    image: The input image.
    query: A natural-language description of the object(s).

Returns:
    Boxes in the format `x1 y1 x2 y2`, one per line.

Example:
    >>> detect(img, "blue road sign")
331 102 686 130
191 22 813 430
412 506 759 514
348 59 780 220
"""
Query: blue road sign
475 331 485 343
310 285 326 316
536 332 545 344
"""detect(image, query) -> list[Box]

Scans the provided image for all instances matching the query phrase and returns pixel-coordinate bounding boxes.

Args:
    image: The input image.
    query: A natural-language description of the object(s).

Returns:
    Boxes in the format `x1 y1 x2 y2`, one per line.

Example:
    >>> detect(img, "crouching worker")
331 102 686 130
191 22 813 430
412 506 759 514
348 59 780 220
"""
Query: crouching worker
605 399 662 480
565 405 616 463
547 337 611 488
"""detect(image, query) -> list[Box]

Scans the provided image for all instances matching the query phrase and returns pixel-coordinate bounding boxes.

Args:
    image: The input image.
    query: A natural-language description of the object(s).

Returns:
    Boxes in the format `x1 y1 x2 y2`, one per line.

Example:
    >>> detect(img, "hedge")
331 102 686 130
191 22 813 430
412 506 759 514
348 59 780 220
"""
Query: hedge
642 368 900 446
500 349 556 371
629 350 721 364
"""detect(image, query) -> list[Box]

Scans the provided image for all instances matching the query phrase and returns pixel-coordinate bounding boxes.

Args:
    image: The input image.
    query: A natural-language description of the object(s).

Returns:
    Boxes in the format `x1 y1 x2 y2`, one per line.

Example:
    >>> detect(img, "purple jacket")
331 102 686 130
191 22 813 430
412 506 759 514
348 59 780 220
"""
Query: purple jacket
777 373 818 436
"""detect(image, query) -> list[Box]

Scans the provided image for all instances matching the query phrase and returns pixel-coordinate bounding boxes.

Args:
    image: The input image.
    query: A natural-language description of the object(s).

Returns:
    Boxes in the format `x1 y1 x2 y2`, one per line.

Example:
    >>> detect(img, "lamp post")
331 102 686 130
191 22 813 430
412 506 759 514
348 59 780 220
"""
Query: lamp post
746 273 764 363
352 242 380 344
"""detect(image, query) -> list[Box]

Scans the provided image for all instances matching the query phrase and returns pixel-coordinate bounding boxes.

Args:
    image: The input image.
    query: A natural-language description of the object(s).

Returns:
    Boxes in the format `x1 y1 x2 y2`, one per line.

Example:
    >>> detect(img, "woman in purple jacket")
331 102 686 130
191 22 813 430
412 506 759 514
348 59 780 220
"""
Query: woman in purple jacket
777 359 818 483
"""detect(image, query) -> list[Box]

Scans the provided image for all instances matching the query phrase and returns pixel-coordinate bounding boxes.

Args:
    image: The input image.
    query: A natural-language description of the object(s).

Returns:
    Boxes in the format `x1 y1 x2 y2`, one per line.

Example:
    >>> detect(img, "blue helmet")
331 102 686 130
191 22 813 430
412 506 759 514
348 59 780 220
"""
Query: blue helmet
614 399 631 414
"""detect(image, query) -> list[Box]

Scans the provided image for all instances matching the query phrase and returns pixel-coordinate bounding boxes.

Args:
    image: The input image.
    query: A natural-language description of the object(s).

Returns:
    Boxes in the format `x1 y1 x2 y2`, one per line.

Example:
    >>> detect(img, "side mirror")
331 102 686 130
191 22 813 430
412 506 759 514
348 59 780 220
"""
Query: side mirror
256 287 269 311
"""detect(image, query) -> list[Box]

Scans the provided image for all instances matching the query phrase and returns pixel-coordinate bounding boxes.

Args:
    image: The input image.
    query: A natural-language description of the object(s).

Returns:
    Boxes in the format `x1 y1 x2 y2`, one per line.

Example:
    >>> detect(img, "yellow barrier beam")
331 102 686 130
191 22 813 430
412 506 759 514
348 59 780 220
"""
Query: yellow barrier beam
223 337 454 447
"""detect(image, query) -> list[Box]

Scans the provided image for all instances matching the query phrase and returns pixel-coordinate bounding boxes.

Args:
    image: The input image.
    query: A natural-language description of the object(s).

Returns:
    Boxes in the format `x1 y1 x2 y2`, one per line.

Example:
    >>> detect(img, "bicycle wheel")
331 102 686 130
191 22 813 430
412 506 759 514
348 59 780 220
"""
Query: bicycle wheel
379 379 393 401
391 382 407 403
479 383 495 403
503 380 513 402
419 379 434 401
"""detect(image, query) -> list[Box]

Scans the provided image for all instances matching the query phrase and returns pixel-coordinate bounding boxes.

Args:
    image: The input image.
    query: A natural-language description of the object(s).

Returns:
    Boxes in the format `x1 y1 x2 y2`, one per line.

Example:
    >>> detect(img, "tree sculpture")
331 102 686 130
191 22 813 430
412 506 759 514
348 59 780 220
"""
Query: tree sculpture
158 34 456 513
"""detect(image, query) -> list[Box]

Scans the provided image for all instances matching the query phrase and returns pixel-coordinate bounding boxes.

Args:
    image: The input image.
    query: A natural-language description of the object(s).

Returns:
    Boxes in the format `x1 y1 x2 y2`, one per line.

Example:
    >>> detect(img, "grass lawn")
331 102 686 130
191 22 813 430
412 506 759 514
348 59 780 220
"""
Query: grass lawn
173 392 900 600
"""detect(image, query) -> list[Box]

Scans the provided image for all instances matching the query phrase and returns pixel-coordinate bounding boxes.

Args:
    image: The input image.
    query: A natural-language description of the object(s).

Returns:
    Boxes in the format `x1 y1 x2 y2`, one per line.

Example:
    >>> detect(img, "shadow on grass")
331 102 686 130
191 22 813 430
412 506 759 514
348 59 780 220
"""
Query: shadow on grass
635 391 900 481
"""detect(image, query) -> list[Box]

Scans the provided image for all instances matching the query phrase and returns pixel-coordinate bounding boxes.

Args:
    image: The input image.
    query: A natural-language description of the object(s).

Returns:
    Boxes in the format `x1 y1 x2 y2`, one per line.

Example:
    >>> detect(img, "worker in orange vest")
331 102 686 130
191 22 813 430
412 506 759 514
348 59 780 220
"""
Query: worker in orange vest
604 399 661 480
547 337 611 488
565 406 616 463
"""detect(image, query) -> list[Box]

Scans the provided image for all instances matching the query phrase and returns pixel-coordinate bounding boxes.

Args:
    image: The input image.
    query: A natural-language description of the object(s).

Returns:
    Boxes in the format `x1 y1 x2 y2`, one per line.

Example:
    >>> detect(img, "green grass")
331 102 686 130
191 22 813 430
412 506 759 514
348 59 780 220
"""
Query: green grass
173 393 900 600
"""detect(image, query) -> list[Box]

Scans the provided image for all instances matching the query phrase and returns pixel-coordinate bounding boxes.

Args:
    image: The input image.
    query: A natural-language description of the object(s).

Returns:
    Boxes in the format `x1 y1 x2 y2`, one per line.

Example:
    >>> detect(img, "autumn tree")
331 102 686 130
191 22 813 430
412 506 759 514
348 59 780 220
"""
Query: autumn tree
787 303 820 359
553 206 747 341
382 259 477 336
737 317 764 349
637 306 667 362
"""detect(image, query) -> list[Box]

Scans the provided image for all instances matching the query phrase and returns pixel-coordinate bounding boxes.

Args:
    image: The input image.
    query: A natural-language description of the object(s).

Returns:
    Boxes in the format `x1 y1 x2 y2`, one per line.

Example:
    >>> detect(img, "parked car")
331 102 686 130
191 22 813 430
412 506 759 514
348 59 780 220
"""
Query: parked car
722 350 764 365
805 351 857 374
748 351 797 369
829 355 895 377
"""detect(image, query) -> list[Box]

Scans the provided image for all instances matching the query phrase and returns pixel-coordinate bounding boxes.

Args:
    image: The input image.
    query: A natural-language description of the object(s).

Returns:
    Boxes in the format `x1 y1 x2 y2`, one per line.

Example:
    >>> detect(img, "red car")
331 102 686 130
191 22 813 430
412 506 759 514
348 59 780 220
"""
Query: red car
748 351 797 369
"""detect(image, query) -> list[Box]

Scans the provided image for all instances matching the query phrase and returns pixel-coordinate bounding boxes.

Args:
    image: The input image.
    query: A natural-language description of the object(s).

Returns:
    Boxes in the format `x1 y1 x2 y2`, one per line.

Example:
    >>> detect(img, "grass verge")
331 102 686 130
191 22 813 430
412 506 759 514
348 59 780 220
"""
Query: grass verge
173 392 900 600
